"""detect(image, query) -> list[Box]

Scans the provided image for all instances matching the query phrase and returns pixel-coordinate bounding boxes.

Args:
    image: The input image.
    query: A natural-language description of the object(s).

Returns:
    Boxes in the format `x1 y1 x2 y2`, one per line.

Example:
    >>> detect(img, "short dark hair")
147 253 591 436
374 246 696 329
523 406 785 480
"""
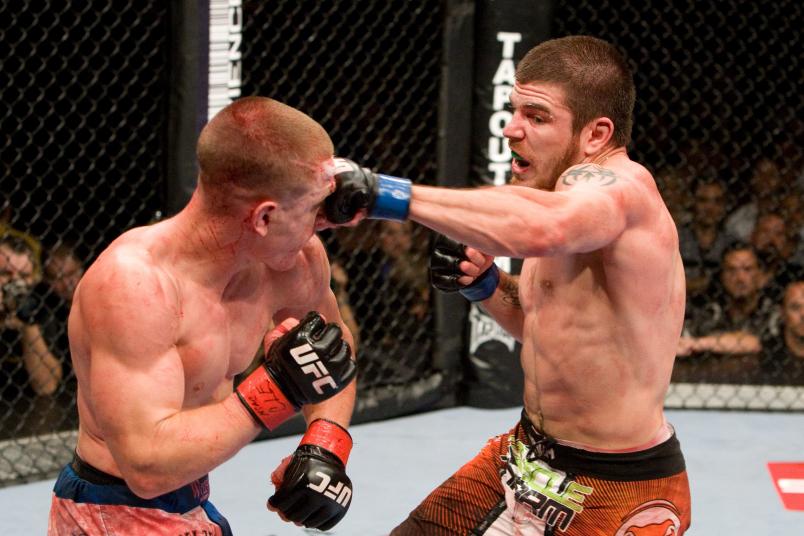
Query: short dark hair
516 35 635 147
722 241 763 269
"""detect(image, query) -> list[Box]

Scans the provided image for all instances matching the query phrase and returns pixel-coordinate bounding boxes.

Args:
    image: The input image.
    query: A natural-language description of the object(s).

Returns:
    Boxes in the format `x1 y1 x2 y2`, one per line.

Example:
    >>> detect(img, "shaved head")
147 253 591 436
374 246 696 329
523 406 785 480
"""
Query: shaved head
197 97 333 210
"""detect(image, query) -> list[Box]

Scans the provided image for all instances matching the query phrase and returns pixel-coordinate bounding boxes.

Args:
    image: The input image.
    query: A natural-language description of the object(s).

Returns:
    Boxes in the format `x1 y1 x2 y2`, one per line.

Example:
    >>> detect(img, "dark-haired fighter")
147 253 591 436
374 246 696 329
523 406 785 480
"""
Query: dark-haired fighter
326 36 691 535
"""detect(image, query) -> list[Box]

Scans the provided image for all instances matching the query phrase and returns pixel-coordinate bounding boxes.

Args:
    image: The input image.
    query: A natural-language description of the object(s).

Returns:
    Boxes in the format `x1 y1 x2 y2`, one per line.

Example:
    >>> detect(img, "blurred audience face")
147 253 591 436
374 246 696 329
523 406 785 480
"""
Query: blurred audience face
44 250 84 303
721 248 762 299
693 182 726 227
779 193 803 230
656 168 692 224
783 282 804 341
751 214 790 264
379 221 413 258
0 243 35 287
750 158 785 206
0 242 35 313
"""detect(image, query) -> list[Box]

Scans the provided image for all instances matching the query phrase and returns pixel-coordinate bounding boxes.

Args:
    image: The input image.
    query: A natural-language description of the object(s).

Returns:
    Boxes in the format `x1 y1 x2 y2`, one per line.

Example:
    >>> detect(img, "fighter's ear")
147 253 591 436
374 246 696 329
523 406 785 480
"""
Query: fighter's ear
251 200 277 236
580 117 614 156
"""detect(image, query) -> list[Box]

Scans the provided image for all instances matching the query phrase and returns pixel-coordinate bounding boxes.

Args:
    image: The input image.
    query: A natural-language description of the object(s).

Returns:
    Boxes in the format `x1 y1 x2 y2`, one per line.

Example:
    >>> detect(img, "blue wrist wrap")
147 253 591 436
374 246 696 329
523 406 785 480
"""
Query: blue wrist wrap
370 174 412 221
459 264 500 302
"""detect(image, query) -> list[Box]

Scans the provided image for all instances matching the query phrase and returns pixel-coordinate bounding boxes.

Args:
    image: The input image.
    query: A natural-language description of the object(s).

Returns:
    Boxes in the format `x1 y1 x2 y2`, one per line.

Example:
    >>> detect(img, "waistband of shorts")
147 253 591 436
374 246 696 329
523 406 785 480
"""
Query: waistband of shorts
516 409 686 481
53 452 211 513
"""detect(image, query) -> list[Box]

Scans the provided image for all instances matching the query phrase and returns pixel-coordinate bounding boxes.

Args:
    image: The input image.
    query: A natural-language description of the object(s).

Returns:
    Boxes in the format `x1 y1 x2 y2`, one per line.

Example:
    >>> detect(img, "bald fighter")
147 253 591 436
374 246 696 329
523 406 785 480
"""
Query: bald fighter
48 97 357 535
326 36 691 534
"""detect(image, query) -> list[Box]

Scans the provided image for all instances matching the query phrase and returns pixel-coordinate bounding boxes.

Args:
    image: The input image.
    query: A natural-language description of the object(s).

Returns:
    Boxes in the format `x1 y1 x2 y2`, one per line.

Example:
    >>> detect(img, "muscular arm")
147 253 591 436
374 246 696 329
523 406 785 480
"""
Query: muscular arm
78 260 261 498
409 166 631 258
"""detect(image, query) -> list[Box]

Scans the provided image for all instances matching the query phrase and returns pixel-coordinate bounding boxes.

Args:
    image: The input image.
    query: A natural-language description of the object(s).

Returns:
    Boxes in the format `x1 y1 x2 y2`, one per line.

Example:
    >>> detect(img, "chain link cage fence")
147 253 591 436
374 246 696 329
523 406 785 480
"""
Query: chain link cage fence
1 2 170 485
240 0 444 407
549 0 803 409
0 0 445 486
1 0 801 488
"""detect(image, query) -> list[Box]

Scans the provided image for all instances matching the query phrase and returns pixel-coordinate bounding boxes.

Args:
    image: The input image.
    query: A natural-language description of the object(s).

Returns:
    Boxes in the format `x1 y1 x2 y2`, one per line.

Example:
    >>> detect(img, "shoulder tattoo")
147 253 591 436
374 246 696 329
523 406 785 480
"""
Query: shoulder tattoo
500 275 521 308
560 164 618 187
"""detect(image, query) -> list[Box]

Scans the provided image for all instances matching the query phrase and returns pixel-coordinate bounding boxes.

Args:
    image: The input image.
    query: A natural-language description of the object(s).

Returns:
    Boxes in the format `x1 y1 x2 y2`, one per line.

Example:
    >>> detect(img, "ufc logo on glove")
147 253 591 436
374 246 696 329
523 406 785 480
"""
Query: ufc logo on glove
290 343 337 394
308 471 353 507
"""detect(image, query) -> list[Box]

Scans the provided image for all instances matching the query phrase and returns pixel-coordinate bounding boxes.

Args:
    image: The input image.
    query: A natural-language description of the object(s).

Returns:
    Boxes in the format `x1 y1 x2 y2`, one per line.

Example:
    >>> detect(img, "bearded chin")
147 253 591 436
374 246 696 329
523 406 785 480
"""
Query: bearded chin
550 134 583 185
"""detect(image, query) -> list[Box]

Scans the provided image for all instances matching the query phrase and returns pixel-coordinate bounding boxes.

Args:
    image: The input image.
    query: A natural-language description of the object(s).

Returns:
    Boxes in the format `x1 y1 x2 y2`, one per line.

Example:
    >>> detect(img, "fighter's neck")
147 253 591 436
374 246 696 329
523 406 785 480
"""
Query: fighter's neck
161 202 257 293
581 146 628 167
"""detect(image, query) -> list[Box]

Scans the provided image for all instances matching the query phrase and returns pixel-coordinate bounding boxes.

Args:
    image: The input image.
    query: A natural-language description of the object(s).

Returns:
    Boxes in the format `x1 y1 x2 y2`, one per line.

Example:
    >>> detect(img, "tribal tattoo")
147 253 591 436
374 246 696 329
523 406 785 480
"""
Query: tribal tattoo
560 164 618 187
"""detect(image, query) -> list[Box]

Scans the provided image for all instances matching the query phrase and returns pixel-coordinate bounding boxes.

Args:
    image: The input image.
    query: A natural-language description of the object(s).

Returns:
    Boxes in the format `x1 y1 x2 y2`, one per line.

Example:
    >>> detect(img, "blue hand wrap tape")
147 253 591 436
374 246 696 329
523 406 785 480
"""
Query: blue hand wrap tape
460 263 500 302
370 174 412 221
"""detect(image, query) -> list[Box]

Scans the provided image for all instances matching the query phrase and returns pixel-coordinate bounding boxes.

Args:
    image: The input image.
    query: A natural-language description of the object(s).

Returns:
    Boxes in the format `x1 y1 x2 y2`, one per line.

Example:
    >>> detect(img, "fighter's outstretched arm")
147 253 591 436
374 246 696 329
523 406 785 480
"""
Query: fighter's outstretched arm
409 176 629 258
324 160 635 259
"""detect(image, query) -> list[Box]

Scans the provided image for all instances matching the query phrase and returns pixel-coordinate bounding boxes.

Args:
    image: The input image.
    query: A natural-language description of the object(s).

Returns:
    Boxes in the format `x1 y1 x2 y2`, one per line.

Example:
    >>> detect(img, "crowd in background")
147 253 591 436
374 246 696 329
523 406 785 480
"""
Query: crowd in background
1 149 803 441
1 206 82 439
659 148 804 385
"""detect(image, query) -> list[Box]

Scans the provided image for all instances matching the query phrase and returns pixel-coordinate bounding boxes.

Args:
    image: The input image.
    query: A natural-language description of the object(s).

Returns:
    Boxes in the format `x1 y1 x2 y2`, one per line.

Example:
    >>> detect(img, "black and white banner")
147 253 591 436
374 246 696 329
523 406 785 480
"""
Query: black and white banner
464 0 552 407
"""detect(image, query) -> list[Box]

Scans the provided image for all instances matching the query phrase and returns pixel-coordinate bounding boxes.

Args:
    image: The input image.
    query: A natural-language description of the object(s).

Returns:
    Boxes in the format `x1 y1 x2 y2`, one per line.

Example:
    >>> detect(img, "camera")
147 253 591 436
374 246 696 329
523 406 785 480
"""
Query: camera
1 279 31 315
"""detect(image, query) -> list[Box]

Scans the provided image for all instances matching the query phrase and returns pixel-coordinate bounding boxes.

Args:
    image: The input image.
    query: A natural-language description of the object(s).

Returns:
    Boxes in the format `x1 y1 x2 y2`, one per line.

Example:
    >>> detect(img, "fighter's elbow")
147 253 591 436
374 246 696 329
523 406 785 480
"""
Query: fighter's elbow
124 469 170 499
117 454 173 499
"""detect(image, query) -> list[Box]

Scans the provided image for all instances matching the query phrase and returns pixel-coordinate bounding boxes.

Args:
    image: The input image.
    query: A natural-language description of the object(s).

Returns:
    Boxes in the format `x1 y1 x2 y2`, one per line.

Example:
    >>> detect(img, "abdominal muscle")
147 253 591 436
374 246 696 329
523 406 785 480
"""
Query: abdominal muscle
520 313 671 451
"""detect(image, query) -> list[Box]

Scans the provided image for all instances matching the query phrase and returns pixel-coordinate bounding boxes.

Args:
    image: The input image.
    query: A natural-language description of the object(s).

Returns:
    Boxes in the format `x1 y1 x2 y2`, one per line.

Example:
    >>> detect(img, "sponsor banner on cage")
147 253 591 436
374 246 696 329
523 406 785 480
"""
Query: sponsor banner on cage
767 462 804 511
464 1 548 407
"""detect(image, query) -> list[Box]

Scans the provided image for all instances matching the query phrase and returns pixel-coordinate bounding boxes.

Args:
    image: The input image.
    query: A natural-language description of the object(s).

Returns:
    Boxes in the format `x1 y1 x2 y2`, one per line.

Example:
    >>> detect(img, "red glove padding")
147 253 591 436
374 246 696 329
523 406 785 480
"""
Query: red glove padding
269 419 353 530
236 312 356 430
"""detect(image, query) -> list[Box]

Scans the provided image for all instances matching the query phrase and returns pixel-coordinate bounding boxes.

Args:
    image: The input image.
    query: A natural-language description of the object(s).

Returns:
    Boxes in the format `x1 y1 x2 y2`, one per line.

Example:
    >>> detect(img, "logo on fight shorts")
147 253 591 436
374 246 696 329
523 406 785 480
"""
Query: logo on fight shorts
614 500 682 536
308 471 352 507
290 343 338 394
501 438 593 532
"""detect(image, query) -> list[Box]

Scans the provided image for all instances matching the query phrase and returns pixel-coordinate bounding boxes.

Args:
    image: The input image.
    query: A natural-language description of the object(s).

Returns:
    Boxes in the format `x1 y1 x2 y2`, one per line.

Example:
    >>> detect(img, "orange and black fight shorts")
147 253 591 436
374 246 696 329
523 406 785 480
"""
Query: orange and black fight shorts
392 410 691 535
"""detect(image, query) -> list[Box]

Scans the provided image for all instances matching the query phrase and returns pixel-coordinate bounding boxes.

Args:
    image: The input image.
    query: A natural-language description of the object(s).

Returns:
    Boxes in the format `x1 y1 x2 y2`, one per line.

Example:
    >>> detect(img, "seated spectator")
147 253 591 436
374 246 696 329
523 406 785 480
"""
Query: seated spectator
750 212 804 300
724 157 790 242
0 199 42 279
675 243 775 383
1 235 62 403
333 220 432 386
677 178 733 297
778 191 804 267
19 243 84 390
655 166 693 227
759 281 804 385
378 220 430 323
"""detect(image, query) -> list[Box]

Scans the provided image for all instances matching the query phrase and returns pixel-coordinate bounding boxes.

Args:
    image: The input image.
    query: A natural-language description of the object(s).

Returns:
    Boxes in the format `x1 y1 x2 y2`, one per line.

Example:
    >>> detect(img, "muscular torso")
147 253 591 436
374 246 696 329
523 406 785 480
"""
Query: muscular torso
519 163 686 449
71 222 325 473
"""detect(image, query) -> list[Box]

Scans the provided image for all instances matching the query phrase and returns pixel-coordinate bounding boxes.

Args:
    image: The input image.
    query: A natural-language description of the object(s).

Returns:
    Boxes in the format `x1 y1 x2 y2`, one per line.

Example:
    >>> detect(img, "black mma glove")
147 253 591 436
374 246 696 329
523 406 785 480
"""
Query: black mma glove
324 157 412 224
236 312 356 430
429 234 500 302
270 419 353 531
